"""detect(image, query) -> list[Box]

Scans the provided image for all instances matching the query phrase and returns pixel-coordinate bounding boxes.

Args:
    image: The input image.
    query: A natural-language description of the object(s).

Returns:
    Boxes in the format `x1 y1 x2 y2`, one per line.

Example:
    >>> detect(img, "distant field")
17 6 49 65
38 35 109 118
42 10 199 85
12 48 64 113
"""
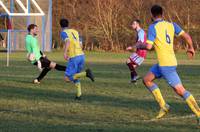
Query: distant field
0 51 200 132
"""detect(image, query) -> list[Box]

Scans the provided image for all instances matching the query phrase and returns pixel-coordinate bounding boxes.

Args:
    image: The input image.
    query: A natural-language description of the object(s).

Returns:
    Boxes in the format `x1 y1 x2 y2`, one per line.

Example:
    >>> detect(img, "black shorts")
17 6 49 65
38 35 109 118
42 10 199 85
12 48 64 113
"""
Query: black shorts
33 57 51 68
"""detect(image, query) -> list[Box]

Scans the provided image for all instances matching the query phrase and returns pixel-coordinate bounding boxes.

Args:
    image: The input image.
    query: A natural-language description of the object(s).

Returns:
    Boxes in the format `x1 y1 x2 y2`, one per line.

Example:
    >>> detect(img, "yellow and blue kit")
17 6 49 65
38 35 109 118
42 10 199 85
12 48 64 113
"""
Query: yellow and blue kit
147 19 184 87
61 28 84 83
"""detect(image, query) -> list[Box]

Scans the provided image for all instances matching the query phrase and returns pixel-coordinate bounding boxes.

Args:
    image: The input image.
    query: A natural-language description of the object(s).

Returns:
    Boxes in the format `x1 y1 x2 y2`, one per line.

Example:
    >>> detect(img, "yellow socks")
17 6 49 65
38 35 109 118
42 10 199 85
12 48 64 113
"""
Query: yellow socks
152 88 166 108
186 95 200 117
73 72 86 80
75 82 82 97
149 84 166 108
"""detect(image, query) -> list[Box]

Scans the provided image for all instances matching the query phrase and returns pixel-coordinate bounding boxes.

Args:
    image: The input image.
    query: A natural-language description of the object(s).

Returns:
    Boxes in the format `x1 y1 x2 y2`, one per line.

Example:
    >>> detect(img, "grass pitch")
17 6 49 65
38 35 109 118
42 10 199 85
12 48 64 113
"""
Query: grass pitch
0 51 200 132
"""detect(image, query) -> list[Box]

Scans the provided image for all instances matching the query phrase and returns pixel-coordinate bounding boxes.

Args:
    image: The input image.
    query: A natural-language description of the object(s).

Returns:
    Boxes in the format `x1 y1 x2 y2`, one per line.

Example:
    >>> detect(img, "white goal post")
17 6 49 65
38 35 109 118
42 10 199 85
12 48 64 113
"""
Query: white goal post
0 0 45 16
0 0 52 67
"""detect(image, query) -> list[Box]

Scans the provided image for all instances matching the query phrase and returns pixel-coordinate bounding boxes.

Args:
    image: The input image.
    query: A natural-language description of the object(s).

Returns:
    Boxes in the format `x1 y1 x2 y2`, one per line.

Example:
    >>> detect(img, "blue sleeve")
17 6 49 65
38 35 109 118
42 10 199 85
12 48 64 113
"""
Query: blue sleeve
147 25 156 44
173 22 184 36
60 31 69 41
138 30 145 42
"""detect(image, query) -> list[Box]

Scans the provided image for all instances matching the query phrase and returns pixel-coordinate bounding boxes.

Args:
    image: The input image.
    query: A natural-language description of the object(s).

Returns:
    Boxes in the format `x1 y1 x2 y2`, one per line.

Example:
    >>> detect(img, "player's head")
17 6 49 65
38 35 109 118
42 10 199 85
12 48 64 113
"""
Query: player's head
151 5 163 19
131 19 141 30
60 18 69 28
27 24 38 36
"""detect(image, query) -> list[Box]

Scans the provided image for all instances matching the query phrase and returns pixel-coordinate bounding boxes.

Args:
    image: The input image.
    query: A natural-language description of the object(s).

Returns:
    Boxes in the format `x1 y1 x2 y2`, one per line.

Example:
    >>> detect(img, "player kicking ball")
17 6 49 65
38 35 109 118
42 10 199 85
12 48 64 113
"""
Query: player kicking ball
25 24 66 84
126 19 147 83
60 18 94 100
137 5 200 127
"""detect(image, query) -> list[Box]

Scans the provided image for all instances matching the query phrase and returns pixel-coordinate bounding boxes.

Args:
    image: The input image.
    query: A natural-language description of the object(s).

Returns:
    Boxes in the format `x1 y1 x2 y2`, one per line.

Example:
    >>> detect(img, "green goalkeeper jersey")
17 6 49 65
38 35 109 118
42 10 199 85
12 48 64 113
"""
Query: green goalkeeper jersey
25 34 41 63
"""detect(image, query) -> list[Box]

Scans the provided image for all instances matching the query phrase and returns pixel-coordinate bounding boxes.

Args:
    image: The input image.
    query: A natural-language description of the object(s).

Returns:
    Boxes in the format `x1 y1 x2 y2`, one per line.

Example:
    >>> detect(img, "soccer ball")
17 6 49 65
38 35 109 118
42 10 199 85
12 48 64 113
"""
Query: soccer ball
27 53 35 61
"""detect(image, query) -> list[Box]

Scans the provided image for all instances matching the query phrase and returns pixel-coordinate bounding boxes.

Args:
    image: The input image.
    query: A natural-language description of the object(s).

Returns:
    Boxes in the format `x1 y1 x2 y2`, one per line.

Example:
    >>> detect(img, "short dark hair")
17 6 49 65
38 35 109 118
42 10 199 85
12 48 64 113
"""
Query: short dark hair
27 24 37 32
60 18 69 28
134 19 141 24
151 5 163 17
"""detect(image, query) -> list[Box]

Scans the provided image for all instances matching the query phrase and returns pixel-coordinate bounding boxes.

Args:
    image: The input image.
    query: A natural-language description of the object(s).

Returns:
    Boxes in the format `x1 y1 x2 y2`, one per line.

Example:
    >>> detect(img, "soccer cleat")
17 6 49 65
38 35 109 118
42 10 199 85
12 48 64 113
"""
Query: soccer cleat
131 79 137 83
86 69 95 82
33 79 40 84
156 104 170 119
75 96 82 100
131 76 140 83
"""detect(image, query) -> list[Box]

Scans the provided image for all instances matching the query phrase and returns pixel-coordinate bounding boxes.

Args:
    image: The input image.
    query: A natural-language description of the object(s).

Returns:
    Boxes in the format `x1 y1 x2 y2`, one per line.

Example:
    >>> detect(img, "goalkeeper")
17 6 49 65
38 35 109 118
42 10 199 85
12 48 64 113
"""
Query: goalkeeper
25 24 66 84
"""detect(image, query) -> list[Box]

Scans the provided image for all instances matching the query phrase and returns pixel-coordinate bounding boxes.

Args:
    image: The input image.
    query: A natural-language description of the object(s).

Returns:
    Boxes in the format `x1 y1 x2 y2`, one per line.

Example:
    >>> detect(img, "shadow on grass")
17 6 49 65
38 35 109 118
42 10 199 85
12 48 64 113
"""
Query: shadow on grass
0 84 192 115
0 117 198 132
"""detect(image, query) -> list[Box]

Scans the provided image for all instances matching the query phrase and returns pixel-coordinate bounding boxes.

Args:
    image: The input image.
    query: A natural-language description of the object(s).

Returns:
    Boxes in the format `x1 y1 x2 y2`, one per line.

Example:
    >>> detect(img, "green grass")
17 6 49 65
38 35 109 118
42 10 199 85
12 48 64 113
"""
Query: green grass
0 51 200 132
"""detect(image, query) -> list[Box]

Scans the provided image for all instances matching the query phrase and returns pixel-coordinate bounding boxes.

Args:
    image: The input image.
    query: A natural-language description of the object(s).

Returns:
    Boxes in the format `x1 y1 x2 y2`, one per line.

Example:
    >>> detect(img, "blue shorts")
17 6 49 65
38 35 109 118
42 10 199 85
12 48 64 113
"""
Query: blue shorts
150 64 182 87
65 55 85 83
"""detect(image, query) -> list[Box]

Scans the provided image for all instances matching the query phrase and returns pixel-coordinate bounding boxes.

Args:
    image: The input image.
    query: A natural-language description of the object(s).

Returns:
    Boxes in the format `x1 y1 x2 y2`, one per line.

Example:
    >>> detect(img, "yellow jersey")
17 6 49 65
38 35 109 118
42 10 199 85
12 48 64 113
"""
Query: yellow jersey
146 20 184 66
61 28 84 58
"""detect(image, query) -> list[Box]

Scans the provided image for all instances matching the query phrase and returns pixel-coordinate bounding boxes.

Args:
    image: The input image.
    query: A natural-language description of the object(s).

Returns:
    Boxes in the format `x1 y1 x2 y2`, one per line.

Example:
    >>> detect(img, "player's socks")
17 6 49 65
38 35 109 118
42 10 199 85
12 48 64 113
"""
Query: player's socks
73 72 86 80
55 64 66 71
184 91 200 118
148 84 169 118
127 63 137 79
75 82 82 97
150 84 166 108
37 68 51 81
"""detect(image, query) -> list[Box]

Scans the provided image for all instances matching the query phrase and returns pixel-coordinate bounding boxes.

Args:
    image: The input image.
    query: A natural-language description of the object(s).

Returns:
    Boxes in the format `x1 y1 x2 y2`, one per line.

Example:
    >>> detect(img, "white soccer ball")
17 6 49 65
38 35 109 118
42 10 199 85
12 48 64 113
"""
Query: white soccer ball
27 53 35 61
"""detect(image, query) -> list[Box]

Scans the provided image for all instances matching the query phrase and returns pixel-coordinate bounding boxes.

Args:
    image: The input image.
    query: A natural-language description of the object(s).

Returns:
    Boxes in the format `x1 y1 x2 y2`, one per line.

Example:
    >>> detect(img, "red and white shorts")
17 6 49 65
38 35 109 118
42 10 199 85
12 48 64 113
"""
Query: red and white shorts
129 53 144 66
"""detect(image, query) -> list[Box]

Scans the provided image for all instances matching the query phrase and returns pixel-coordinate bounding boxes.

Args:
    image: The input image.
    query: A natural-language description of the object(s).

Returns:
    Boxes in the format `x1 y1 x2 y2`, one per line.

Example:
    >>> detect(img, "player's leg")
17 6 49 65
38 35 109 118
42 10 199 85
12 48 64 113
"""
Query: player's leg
33 57 51 83
127 53 144 82
73 56 94 82
73 56 85 99
34 67 51 83
143 64 169 119
162 68 200 125
49 61 66 71
174 85 200 119
126 58 137 80
64 58 81 99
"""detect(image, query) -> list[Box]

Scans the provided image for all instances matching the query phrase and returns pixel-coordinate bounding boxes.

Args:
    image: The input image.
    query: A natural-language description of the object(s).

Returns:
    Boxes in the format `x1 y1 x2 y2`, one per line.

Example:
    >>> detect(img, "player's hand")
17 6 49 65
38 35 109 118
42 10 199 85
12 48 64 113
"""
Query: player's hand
135 41 144 48
64 54 69 61
186 47 195 59
126 46 133 51
42 54 47 58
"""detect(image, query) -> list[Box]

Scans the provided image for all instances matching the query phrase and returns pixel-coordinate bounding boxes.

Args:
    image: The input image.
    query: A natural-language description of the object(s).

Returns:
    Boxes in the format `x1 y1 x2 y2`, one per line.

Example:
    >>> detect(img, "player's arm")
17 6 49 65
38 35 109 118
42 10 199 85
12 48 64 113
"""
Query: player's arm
127 29 148 51
63 40 70 60
173 22 195 58
136 25 155 50
25 39 32 54
61 31 70 60
79 34 83 48
126 46 134 52
180 32 195 58
136 42 153 50
31 41 40 61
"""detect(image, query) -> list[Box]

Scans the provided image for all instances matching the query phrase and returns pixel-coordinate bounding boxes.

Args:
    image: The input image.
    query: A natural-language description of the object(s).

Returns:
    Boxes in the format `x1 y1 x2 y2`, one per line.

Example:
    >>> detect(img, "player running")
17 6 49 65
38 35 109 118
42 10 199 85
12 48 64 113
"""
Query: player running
126 19 147 83
25 24 66 84
137 5 200 126
60 18 94 100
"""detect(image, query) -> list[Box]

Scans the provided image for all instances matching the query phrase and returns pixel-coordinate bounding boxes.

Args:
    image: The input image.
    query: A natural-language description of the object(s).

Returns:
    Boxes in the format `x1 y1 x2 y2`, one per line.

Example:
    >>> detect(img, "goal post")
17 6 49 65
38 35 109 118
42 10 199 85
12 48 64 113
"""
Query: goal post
0 0 52 67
